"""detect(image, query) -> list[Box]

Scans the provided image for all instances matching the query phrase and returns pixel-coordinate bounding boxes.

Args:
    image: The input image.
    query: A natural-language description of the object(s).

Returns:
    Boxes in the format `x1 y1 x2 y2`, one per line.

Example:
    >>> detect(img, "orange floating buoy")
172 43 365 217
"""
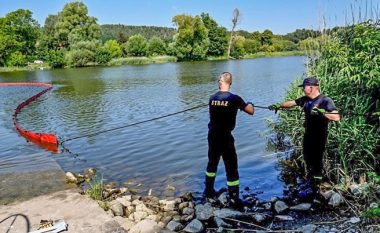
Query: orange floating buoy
0 82 58 153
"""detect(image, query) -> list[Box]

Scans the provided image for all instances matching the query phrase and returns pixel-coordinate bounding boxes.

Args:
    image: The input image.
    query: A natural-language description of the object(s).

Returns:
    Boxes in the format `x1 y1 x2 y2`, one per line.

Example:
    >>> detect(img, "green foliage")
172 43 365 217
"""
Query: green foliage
172 14 210 60
6 51 26 66
244 39 260 54
147 36 167 56
284 28 321 43
108 56 176 66
101 24 176 43
103 39 122 58
201 13 228 56
272 39 298 51
363 206 380 219
0 9 40 66
272 21 380 185
368 172 380 184
55 1 101 48
124 34 147 56
47 50 65 68
260 44 275 52
66 40 98 67
230 36 245 58
95 47 112 64
260 29 274 45
85 175 104 201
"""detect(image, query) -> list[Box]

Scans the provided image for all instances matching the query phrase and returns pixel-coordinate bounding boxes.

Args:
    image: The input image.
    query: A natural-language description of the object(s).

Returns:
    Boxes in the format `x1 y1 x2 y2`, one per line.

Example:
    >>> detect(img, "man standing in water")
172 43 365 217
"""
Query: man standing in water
204 72 254 208
269 76 340 194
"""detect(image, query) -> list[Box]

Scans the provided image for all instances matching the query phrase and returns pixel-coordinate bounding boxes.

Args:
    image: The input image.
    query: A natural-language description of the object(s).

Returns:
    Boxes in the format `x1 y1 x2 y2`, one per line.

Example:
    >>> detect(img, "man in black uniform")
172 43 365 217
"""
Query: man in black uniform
269 77 340 192
204 72 254 207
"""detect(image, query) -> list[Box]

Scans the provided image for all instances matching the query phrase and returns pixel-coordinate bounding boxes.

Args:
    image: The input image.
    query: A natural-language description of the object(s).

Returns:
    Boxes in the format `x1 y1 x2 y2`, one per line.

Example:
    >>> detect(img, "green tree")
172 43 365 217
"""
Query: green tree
6 51 26 66
66 40 98 67
272 39 297 51
230 36 245 58
95 47 112 64
260 29 273 45
172 14 209 60
201 13 228 56
125 34 147 56
40 14 59 50
55 2 101 48
243 39 260 54
6 9 40 59
47 50 65 68
104 39 122 58
0 9 40 65
147 36 167 56
284 29 320 43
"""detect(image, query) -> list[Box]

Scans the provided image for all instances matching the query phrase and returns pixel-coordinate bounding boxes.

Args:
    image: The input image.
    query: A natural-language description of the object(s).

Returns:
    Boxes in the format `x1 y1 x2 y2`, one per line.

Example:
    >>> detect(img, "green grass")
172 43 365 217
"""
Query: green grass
244 51 307 59
85 175 104 201
108 55 177 66
0 63 50 72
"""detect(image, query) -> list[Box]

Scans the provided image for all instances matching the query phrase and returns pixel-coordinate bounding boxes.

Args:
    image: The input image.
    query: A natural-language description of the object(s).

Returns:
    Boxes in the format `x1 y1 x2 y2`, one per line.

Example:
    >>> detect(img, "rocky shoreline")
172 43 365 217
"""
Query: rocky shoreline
64 169 379 233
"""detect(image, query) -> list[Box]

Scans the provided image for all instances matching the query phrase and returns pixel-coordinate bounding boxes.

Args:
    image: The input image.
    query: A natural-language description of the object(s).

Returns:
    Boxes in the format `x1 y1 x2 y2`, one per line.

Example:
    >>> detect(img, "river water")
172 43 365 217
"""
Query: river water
0 56 306 200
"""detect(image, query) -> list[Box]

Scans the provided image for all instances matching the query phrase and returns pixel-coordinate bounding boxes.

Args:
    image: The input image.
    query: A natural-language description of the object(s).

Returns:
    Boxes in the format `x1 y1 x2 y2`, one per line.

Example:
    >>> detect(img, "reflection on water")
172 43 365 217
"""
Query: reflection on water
0 57 306 200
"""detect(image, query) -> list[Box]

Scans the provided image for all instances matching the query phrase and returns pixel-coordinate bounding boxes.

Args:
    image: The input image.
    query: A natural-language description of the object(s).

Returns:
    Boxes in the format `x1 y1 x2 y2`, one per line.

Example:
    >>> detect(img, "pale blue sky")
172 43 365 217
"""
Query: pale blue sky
0 0 378 34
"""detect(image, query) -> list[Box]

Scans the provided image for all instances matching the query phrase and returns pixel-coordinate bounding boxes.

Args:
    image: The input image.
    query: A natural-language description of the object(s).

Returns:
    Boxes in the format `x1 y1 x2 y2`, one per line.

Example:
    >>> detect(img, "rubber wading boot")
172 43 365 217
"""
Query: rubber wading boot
228 186 244 211
203 176 217 198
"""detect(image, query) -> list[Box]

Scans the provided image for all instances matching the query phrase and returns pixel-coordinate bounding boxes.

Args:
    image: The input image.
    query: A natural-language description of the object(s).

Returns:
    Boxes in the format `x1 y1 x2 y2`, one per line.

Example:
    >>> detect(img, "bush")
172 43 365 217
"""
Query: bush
6 51 26 67
95 47 112 64
272 21 380 186
47 50 65 68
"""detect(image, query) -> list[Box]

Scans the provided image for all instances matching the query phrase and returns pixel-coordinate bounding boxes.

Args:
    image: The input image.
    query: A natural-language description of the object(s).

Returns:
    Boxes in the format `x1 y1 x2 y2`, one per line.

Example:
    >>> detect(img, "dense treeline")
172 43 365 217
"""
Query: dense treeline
272 20 380 217
0 1 321 68
101 25 176 43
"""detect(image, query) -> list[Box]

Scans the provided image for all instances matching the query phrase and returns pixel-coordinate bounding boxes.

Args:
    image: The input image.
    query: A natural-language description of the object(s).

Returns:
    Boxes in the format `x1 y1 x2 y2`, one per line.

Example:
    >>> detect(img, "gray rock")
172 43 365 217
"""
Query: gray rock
213 208 242 218
320 190 334 200
101 220 128 233
172 215 181 222
195 203 214 220
133 211 149 222
274 215 294 221
182 207 194 215
217 192 228 205
376 185 380 195
214 217 232 228
346 217 360 224
129 219 161 233
110 200 125 216
180 214 194 222
370 202 379 208
116 196 132 206
252 213 266 223
166 220 184 231
263 202 272 210
179 202 189 210
299 224 317 233
290 203 311 211
160 200 176 211
274 200 289 213
328 192 344 207
183 219 204 233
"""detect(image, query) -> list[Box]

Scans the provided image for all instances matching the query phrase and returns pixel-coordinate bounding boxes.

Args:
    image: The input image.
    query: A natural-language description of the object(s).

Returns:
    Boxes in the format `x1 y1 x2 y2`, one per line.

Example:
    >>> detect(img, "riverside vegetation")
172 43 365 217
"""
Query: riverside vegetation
0 1 318 71
269 20 380 226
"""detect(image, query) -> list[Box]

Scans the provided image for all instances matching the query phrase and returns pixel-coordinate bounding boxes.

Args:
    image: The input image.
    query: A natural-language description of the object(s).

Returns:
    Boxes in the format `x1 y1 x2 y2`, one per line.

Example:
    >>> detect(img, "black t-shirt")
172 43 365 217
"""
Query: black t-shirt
295 94 337 134
208 91 247 132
